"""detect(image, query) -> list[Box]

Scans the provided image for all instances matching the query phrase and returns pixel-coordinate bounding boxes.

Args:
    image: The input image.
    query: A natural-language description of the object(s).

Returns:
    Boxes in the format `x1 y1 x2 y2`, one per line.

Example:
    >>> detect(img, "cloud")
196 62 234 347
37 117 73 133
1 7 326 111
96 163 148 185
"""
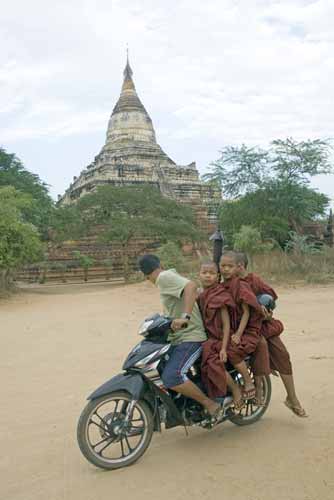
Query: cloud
0 0 333 202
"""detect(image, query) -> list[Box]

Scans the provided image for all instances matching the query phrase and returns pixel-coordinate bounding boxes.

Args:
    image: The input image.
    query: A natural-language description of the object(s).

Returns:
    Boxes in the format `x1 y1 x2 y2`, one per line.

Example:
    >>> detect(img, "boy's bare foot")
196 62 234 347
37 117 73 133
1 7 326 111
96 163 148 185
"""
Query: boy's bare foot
231 385 245 412
284 398 308 418
233 397 246 412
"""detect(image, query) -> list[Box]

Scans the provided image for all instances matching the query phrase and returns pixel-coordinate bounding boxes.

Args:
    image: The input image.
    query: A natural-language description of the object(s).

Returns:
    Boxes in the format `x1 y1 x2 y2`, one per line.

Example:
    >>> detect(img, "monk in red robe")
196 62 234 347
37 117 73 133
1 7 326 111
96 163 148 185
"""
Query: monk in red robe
220 252 266 400
235 252 307 418
198 262 245 410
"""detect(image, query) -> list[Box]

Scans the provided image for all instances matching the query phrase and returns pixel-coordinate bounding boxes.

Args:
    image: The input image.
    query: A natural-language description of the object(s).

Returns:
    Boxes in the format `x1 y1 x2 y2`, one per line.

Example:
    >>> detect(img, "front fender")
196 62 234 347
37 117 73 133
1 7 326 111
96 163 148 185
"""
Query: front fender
88 372 145 401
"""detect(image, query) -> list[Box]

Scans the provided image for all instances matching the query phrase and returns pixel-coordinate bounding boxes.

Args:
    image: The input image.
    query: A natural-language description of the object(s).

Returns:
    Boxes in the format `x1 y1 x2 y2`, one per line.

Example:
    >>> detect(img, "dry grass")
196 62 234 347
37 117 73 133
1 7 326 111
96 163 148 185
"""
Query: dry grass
251 247 334 284
182 247 334 285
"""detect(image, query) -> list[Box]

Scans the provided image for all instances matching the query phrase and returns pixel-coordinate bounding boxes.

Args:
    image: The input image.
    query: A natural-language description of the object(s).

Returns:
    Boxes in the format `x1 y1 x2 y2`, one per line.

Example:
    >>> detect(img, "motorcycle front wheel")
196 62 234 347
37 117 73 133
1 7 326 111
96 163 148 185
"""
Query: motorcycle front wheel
77 390 154 470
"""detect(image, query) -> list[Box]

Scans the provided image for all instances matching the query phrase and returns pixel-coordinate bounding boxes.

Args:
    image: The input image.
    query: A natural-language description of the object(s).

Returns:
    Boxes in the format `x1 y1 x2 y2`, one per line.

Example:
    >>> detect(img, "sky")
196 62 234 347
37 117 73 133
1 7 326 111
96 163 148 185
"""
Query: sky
1 0 334 206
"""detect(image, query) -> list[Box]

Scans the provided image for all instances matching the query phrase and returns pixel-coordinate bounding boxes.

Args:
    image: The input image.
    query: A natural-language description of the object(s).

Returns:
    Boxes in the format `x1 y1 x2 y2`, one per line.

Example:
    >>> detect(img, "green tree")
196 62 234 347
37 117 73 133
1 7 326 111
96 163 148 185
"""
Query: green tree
0 186 43 289
271 138 332 184
204 138 332 246
204 139 332 197
0 148 54 238
219 183 329 246
53 185 202 280
233 225 266 254
284 231 320 255
156 242 188 272
73 251 95 282
203 144 270 197
49 204 85 242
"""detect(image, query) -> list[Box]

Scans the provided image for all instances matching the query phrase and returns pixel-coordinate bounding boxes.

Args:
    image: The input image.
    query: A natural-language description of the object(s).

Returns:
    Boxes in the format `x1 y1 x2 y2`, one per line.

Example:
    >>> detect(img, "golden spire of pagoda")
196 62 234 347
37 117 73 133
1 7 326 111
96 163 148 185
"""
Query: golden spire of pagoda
122 47 135 91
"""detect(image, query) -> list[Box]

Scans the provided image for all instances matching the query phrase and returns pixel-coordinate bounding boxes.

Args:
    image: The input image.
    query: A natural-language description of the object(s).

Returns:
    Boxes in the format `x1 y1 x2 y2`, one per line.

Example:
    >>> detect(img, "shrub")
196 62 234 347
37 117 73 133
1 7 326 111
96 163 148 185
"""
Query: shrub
233 225 273 258
156 242 189 272
284 231 321 255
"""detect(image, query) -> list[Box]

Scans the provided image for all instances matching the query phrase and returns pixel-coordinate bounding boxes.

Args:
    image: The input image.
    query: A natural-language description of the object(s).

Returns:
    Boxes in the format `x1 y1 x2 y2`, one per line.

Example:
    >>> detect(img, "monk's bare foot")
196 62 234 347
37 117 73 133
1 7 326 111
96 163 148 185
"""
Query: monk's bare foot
231 385 245 412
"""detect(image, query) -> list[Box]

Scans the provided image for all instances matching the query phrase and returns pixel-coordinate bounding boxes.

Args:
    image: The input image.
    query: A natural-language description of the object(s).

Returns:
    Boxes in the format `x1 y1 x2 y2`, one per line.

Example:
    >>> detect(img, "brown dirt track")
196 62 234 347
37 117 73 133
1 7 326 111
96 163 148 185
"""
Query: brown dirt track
1 281 333 500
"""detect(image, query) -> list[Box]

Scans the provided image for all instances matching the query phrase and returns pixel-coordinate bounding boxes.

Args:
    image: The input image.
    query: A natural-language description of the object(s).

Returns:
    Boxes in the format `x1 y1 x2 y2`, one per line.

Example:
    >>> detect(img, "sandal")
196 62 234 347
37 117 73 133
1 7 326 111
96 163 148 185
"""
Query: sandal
233 398 246 413
284 399 308 418
242 386 256 400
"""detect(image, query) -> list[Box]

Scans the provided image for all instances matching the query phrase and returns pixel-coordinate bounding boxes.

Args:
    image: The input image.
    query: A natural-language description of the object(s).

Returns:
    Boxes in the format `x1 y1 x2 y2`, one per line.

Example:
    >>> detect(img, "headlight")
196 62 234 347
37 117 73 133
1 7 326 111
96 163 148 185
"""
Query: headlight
138 319 154 335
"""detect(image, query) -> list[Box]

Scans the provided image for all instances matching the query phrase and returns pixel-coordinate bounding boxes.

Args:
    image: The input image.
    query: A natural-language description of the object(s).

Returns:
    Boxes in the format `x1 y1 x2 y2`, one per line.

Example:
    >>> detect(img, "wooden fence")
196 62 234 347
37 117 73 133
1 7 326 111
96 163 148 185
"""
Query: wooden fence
15 265 131 285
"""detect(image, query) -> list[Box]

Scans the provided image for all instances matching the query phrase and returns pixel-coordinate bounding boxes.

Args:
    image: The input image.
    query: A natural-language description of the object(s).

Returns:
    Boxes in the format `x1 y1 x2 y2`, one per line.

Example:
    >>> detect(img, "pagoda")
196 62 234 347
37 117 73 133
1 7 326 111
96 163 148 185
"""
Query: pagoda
59 55 220 230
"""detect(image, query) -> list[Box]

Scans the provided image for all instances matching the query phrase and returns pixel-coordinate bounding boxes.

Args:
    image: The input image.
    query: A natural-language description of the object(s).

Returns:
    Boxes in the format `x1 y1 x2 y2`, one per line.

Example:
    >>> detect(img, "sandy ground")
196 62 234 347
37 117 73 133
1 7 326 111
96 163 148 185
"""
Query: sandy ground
1 281 334 500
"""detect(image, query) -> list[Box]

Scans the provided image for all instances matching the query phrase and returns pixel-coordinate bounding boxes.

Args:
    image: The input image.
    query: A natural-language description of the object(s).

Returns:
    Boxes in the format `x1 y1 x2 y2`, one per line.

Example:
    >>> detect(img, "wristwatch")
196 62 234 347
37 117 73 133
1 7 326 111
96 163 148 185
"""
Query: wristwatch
181 313 191 320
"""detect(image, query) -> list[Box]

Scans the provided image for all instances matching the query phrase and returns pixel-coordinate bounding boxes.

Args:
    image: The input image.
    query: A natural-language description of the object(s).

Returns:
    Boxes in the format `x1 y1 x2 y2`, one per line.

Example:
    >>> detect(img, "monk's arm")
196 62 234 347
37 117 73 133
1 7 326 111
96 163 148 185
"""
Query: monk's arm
221 306 230 351
236 302 250 338
257 276 278 300
219 306 230 362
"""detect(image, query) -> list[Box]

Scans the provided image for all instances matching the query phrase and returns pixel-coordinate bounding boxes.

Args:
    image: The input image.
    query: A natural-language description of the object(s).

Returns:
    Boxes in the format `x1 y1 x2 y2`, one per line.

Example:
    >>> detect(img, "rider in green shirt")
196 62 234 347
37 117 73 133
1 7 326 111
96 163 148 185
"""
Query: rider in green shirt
138 254 223 420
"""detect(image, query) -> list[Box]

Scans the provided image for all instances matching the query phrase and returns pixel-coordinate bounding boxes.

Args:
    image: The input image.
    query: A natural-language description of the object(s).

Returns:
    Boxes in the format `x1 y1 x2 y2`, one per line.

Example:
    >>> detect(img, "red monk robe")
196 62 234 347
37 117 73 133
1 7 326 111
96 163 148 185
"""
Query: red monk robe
198 283 235 398
244 273 292 375
244 273 283 339
223 276 265 366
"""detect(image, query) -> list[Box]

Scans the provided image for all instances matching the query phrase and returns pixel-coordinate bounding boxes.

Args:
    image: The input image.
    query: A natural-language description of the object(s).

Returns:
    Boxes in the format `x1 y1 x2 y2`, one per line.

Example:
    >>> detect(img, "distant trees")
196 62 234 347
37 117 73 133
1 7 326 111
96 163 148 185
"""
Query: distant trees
1 136 332 290
233 225 272 257
53 185 202 279
0 148 54 289
204 138 333 246
0 186 44 289
0 148 54 239
0 145 202 288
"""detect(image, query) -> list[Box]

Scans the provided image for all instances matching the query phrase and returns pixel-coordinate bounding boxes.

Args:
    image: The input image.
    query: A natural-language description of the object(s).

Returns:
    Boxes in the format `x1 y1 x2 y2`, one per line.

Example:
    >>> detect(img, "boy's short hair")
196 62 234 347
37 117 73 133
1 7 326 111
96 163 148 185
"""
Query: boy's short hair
236 252 249 268
138 254 161 275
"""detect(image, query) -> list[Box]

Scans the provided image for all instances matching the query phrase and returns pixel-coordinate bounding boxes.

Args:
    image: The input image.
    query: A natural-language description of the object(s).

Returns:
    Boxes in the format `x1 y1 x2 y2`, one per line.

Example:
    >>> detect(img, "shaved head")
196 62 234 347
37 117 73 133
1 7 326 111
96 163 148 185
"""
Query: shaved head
219 251 248 268
200 260 219 271
219 251 238 263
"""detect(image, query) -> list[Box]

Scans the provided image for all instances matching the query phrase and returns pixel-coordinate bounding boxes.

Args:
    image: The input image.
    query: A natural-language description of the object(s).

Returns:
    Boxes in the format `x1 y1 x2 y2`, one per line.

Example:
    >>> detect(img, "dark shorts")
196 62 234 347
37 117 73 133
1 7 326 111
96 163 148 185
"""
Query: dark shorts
161 341 203 388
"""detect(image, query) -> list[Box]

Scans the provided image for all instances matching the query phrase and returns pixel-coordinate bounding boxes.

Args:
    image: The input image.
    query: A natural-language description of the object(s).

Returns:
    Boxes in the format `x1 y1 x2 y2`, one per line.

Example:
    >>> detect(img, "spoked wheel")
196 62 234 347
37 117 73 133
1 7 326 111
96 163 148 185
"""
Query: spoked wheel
77 391 154 470
228 373 272 426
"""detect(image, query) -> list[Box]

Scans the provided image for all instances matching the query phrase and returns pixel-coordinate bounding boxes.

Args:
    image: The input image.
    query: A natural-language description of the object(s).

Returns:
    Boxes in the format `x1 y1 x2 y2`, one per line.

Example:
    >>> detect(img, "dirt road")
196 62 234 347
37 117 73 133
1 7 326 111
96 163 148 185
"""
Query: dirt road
1 282 333 500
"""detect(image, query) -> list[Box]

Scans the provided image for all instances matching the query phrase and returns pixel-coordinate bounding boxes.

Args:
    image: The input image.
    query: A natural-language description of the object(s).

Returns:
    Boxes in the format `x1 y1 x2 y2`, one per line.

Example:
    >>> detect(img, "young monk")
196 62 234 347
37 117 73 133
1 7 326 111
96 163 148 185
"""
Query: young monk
235 252 307 418
198 261 245 411
220 252 266 400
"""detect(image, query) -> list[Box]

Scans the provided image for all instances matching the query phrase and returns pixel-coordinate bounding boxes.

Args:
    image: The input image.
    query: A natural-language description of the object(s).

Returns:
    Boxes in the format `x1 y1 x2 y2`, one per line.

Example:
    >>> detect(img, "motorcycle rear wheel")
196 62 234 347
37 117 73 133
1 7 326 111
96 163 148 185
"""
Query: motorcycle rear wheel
228 374 272 426
77 391 154 470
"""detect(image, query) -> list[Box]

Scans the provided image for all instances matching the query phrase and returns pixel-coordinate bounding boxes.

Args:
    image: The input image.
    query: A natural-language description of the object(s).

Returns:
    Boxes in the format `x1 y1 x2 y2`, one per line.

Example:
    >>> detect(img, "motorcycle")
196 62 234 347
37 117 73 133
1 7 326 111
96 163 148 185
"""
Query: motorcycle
77 314 271 470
